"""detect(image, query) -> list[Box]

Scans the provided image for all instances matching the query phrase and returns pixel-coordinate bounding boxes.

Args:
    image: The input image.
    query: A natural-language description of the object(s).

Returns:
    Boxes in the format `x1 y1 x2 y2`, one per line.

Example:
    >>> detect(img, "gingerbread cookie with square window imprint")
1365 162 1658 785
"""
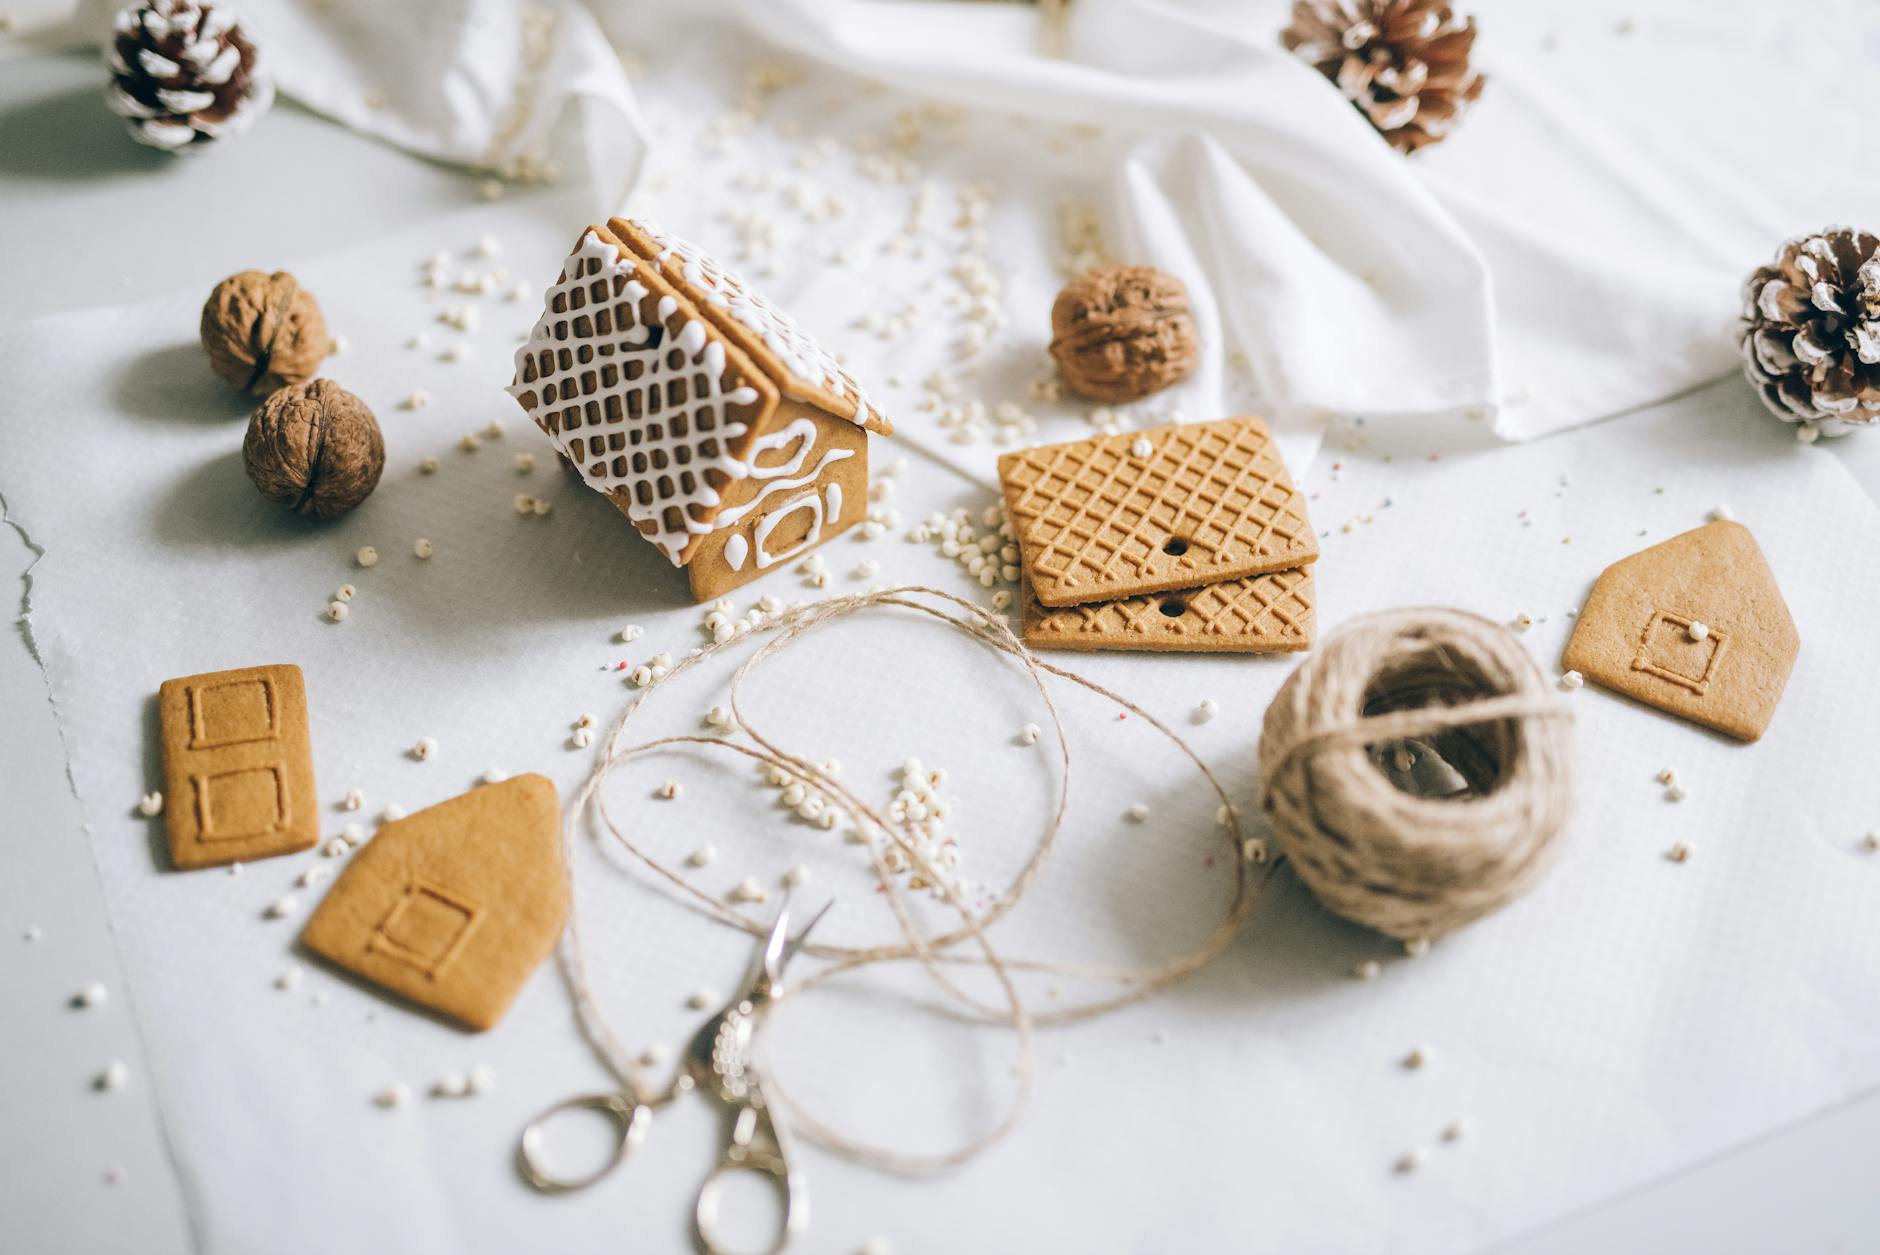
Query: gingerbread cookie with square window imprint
299 774 566 1031
1561 521 1798 742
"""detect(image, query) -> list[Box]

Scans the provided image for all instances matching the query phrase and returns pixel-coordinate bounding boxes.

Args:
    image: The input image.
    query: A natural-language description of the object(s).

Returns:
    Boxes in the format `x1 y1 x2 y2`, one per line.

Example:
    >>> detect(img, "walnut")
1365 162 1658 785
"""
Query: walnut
201 270 332 395
243 380 384 520
1049 265 1199 404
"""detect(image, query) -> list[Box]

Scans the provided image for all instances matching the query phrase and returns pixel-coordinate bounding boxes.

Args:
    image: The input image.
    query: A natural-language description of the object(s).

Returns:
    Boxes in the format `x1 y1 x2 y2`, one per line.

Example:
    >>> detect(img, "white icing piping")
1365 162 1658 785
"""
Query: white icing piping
713 447 853 532
635 220 881 429
753 493 824 570
724 533 750 572
508 231 765 565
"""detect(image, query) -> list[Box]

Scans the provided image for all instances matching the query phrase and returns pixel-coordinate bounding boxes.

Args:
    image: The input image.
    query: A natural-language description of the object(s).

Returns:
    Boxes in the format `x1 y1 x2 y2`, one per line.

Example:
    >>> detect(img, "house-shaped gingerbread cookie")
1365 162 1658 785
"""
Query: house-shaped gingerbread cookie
508 218 891 601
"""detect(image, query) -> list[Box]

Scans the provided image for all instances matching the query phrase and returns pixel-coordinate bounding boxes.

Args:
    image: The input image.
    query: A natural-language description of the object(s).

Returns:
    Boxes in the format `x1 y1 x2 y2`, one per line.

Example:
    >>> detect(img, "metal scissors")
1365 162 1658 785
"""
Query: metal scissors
519 897 832 1255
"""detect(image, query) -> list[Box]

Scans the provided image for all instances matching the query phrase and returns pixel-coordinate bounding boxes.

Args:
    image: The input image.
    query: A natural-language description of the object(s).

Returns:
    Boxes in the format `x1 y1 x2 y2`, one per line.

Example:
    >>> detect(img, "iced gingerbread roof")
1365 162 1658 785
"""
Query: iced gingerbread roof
507 222 888 567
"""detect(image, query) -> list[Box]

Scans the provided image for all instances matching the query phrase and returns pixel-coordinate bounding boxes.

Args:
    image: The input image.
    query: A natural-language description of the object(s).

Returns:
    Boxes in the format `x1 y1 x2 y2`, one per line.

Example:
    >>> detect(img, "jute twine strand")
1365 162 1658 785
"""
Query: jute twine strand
1258 607 1575 942
557 586 1275 1176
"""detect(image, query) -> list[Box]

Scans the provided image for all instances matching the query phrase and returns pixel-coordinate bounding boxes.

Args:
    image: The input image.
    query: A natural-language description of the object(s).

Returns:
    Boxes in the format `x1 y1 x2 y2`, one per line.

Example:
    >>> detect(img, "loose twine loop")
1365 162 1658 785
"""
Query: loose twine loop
558 585 1277 1175
1257 607 1576 943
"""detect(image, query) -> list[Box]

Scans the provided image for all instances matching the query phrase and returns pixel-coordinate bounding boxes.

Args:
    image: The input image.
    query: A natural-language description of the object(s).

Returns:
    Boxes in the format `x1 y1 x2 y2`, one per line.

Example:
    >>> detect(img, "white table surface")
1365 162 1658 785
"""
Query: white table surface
5 48 1880 1255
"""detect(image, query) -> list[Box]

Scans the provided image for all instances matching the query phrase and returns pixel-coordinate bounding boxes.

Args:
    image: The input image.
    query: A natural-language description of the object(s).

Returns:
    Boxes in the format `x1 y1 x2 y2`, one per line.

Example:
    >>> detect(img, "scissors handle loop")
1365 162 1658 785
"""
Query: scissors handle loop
693 1099 805 1255
516 1091 652 1195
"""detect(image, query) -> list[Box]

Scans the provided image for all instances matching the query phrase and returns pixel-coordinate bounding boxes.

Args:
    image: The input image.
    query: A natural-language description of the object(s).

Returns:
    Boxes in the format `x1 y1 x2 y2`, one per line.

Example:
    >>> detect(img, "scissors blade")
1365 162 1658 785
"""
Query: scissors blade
780 898 834 967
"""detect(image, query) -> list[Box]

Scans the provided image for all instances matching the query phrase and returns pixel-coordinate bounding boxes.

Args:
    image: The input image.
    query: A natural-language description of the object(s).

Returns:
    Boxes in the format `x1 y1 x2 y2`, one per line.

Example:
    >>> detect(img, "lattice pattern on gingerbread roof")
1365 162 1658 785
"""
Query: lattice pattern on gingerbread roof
1000 417 1317 607
507 230 778 567
1022 568 1315 653
612 217 887 434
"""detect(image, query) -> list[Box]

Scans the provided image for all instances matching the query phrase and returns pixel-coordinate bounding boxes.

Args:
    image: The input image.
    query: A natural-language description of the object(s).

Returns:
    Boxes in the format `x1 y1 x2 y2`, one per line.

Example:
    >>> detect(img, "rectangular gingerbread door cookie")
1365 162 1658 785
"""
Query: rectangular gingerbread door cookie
157 663 319 869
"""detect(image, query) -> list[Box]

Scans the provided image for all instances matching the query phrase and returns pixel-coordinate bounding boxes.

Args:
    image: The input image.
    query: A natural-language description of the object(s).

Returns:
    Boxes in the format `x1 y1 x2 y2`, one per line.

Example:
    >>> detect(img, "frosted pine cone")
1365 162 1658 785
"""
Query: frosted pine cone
106 1 272 153
1740 228 1880 437
1281 0 1485 154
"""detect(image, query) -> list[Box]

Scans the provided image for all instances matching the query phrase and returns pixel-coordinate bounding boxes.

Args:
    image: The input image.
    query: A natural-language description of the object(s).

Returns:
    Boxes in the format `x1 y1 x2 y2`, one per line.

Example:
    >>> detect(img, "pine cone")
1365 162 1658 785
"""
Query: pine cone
1740 227 1880 437
1281 0 1485 154
105 0 273 153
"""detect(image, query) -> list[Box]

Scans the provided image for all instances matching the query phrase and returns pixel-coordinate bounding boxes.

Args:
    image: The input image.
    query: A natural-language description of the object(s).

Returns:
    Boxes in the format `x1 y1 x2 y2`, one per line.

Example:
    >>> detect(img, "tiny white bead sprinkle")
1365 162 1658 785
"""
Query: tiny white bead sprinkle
1668 841 1693 863
334 584 356 602
513 452 536 473
1125 804 1150 822
784 865 811 888
687 844 717 868
1355 960 1382 981
73 982 108 1009
1513 612 1533 630
96 1060 129 1091
137 791 164 817
1241 837 1268 863
382 804 406 822
658 779 681 800
274 966 302 992
375 1083 411 1109
327 601 349 622
1863 832 1880 852
1441 1119 1468 1142
482 768 508 785
1656 768 1677 785
1665 784 1686 802
1403 1046 1431 1070
418 456 439 474
355 546 379 568
401 390 430 410
413 736 438 761
1130 437 1153 458
731 876 769 903
1018 723 1041 746
414 537 435 559
687 987 719 1010
619 625 644 642
467 1063 497 1095
1404 937 1431 958
343 788 364 811
298 865 330 888
1559 670 1584 690
433 1073 469 1099
571 727 593 748
1395 1147 1425 1173
637 1044 670 1068
1709 505 1735 522
1687 620 1709 641
1195 699 1218 723
265 894 299 919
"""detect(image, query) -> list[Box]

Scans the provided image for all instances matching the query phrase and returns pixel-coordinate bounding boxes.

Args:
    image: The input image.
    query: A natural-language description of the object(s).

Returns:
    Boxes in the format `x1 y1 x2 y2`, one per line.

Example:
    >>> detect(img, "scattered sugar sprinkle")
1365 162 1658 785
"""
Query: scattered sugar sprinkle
375 1083 411 1110
1687 620 1710 642
1664 784 1686 803
1656 768 1676 786
687 844 717 868
1861 832 1879 852
783 864 811 888
1558 670 1583 690
334 584 356 603
400 390 430 411
1194 698 1218 723
1667 841 1693 863
1130 436 1154 458
731 876 769 904
619 624 644 643
1125 803 1150 822
355 546 379 568
1441 1119 1468 1143
468 1063 496 1095
414 537 435 559
96 1060 130 1092
137 791 164 817
1355 960 1382 981
1394 1147 1425 1174
418 456 439 474
382 804 406 822
72 981 108 1009
461 433 482 453
274 966 302 992
1017 723 1041 746
1512 612 1533 631
264 894 299 919
658 779 682 800
298 865 330 888
1241 837 1268 864
326 601 350 623
433 1072 469 1099
637 1044 670 1068
343 788 365 811
1403 1045 1431 1070
687 987 719 1010
1405 937 1431 958
1710 505 1735 523
513 452 536 474
571 727 593 749
413 736 438 761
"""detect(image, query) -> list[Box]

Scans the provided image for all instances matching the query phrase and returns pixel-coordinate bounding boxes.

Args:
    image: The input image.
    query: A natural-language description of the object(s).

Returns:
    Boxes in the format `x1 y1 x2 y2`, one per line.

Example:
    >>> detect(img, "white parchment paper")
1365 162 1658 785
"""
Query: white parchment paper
4 181 1880 1253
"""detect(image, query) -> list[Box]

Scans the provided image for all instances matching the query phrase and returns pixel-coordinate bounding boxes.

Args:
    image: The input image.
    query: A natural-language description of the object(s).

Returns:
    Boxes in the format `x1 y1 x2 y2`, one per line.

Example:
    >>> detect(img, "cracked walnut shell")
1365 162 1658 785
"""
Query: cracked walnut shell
243 379 384 520
201 270 332 395
1049 265 1199 404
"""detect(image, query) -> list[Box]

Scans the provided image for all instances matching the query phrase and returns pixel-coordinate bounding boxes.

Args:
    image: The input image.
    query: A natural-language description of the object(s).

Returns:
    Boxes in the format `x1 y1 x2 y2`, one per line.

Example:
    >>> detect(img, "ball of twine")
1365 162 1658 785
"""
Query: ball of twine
1258 608 1574 942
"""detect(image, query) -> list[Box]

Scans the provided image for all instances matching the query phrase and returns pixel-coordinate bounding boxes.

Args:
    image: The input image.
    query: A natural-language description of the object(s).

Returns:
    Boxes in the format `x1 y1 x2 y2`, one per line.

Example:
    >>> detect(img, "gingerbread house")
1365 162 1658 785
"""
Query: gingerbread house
508 218 891 601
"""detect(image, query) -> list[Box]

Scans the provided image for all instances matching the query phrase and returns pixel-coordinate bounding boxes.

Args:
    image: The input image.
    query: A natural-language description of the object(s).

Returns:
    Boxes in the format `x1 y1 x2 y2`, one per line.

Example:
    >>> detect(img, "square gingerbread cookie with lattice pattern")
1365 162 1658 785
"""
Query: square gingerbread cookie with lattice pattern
1022 567 1315 654
999 417 1317 608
